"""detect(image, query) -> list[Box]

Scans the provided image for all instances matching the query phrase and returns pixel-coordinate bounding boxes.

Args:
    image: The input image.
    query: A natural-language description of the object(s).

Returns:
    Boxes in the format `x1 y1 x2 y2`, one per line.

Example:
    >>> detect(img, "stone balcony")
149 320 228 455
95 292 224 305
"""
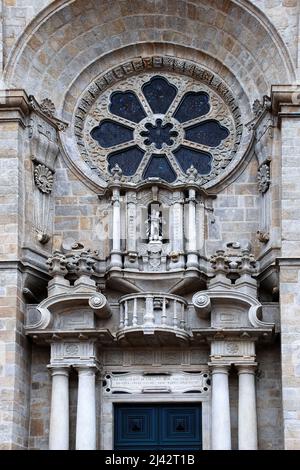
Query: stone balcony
116 293 190 345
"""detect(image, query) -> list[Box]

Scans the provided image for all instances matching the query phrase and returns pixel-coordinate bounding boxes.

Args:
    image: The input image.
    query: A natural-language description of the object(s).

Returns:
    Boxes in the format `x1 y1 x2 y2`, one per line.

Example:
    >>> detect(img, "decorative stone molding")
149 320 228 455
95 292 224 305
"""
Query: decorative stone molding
50 340 100 367
257 162 271 193
34 163 54 194
271 85 300 116
28 95 68 132
210 340 256 363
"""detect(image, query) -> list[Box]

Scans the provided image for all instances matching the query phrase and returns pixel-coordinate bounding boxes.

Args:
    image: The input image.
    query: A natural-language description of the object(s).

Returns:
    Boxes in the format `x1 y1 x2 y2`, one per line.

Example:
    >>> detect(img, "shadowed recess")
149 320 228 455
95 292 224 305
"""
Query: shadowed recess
91 120 134 148
108 146 145 175
143 154 176 183
173 146 212 175
109 91 146 123
185 120 229 147
142 76 177 114
173 92 210 123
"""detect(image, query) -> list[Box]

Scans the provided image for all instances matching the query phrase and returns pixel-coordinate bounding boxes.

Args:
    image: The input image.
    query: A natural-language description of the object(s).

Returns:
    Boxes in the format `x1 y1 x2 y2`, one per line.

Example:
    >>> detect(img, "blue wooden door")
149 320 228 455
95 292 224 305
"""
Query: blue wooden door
114 403 202 450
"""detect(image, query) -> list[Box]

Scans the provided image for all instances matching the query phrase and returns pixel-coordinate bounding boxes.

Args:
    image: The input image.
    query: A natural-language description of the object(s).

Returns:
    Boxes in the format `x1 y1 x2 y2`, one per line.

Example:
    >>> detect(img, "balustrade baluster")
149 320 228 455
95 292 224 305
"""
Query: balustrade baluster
144 295 155 326
132 298 138 326
124 300 129 327
173 299 178 328
180 302 185 329
162 298 167 326
119 303 124 328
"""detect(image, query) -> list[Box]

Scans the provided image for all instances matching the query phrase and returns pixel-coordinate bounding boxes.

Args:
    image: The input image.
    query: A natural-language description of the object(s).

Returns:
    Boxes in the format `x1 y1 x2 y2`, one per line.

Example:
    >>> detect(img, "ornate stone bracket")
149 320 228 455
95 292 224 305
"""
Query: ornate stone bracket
25 291 112 331
192 290 274 331
246 95 271 132
28 95 67 244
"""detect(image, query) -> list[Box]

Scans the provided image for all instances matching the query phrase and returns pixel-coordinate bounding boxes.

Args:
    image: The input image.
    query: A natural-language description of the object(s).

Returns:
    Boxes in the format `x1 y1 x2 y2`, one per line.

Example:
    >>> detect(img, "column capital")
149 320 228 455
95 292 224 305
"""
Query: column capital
236 363 257 375
209 363 231 374
73 362 100 374
47 364 71 377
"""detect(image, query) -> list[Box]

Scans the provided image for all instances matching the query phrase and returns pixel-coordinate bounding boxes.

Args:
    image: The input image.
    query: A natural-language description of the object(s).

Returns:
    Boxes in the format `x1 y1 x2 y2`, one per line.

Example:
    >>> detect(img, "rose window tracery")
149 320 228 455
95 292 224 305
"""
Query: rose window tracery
80 67 240 186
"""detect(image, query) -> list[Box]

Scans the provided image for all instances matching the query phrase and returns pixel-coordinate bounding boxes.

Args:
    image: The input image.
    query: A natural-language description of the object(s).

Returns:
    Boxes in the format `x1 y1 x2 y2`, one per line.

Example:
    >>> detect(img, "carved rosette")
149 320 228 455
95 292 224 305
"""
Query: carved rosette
34 164 54 194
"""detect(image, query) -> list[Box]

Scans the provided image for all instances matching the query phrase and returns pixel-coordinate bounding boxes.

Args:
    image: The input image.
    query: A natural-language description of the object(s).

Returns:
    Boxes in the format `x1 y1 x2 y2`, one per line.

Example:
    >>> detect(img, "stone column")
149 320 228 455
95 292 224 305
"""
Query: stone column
171 192 185 268
211 364 231 450
75 366 97 450
48 366 70 450
186 187 198 269
237 364 258 450
111 186 122 268
109 165 122 269
126 191 137 253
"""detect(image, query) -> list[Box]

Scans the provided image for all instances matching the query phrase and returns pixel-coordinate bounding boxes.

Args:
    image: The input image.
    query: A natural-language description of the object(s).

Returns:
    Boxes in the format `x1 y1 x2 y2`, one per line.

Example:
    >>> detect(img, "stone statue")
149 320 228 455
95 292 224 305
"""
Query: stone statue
147 209 162 242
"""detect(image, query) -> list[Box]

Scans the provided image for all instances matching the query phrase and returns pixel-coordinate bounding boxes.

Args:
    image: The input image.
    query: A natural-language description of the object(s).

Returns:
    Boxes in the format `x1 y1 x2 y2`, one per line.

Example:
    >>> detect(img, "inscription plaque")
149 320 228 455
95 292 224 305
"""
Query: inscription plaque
103 371 210 395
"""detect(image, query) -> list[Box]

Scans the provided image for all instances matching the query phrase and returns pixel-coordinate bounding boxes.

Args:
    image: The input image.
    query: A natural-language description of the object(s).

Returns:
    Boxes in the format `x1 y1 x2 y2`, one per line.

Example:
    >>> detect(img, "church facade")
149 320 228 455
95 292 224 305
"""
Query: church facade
0 0 299 450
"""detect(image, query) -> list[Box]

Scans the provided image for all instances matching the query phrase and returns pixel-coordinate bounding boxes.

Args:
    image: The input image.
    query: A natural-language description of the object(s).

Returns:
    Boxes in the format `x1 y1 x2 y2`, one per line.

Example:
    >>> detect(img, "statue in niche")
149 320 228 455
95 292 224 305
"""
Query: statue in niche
146 209 163 242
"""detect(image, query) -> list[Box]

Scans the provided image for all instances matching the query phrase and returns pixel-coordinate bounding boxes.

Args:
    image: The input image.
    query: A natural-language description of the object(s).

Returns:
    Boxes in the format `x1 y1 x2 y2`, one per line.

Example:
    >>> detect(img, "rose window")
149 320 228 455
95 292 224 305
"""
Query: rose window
82 70 239 186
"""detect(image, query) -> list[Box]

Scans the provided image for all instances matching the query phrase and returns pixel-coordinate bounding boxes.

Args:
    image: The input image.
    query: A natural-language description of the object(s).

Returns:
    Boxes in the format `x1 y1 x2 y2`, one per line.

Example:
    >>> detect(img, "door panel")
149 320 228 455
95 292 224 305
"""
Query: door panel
114 406 158 449
114 403 202 450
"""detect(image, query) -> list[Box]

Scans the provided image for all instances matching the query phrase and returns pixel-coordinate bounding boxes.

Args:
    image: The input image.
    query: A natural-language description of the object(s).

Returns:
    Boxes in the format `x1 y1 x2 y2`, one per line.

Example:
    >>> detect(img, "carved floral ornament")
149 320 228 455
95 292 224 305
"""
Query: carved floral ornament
257 163 271 193
75 57 243 187
34 164 54 194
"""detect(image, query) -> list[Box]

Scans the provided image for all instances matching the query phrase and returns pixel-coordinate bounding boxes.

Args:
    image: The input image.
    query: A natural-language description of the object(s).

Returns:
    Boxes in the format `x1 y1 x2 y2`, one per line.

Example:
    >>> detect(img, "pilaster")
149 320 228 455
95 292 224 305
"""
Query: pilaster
272 86 300 449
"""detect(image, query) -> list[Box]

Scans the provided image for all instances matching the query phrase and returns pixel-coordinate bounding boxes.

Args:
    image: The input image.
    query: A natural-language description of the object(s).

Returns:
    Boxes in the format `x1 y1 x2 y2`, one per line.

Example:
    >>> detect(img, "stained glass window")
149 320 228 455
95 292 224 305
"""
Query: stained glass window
90 75 230 183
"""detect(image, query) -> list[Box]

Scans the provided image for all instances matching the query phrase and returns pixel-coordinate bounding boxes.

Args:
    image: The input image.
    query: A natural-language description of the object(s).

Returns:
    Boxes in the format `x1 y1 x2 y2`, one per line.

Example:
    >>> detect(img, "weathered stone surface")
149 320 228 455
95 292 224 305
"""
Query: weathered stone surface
0 0 299 451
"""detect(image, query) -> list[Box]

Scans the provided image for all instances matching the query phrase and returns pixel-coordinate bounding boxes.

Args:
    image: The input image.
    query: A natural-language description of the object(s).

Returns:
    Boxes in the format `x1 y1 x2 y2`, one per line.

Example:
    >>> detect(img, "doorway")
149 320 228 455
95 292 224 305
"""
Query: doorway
114 403 202 450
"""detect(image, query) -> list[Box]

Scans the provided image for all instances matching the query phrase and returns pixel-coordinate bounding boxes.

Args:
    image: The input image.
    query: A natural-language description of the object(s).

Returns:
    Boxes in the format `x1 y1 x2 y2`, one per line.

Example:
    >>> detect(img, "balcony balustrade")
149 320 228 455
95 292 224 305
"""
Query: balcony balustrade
116 293 189 345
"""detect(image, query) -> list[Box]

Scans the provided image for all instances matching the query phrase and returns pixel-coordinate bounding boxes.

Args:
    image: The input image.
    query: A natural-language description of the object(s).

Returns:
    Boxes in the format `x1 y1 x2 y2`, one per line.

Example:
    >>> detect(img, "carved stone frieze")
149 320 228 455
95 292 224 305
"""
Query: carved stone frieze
50 340 98 367
210 340 256 363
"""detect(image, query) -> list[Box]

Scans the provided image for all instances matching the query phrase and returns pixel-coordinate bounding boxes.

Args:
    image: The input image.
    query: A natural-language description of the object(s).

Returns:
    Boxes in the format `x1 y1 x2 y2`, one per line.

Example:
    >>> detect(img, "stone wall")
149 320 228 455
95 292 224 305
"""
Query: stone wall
28 345 50 450
256 341 283 450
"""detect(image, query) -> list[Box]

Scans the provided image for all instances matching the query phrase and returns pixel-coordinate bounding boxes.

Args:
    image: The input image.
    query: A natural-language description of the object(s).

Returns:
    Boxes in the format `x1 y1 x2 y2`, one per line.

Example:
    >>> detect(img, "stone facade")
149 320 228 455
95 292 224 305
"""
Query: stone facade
0 0 299 451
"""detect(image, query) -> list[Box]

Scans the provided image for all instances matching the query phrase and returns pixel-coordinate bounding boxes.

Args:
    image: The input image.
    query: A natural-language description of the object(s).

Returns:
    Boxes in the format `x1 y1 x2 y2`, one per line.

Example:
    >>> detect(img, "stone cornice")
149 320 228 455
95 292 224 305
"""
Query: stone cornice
276 257 300 267
271 85 300 117
0 89 68 131
0 89 31 116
